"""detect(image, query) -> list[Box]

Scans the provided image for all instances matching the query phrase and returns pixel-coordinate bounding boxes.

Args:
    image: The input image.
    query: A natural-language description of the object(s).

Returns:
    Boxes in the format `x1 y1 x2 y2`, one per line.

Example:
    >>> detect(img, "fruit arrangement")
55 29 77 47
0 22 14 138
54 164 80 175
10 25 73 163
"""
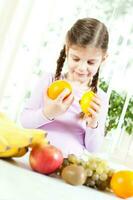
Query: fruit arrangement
29 146 115 190
47 80 72 100
56 154 114 190
0 112 48 158
55 154 133 198
0 112 133 199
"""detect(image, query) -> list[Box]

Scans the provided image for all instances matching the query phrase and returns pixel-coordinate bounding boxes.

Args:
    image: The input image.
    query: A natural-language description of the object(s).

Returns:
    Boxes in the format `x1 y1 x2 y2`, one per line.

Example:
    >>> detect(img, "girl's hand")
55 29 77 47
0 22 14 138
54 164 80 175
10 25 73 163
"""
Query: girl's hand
84 94 102 128
43 88 74 119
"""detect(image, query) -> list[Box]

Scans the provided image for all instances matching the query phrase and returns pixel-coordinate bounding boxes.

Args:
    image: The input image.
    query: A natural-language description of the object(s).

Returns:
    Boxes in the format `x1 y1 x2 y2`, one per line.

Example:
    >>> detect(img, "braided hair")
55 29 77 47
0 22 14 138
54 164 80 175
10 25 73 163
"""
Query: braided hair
55 45 66 80
89 68 100 93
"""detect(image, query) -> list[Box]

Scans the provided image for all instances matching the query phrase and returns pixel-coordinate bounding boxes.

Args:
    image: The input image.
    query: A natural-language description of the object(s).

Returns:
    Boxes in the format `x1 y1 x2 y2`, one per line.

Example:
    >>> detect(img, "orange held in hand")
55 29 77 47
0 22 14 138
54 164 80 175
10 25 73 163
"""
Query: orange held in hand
79 91 95 115
47 80 72 100
110 170 133 199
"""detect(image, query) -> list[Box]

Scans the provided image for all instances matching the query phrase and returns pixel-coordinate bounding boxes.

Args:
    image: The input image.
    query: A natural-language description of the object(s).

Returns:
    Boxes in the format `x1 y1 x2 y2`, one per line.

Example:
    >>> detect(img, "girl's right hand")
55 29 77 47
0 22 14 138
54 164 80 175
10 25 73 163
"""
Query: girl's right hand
43 88 74 120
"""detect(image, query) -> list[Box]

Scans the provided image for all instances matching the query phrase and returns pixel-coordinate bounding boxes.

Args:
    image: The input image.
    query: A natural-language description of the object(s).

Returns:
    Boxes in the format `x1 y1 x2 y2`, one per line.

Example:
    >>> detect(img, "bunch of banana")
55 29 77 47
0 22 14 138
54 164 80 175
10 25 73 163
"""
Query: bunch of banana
0 112 48 158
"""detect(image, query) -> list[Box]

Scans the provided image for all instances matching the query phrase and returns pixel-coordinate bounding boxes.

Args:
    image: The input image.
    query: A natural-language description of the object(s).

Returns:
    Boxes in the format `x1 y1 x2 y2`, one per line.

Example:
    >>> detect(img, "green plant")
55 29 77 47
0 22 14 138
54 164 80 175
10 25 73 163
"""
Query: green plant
99 79 133 135
99 78 109 93
122 97 133 135
106 90 126 134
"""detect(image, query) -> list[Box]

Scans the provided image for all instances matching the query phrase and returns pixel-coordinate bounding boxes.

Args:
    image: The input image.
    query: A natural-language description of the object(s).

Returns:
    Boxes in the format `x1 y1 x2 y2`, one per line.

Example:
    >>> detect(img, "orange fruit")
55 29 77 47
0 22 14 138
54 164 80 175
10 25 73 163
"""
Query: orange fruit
110 170 133 199
79 91 95 115
47 80 72 100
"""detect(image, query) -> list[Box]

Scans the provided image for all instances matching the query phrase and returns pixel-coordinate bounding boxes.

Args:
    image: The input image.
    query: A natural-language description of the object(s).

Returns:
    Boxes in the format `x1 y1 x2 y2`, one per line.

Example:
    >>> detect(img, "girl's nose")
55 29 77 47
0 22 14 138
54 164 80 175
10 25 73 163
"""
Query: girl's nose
78 61 88 71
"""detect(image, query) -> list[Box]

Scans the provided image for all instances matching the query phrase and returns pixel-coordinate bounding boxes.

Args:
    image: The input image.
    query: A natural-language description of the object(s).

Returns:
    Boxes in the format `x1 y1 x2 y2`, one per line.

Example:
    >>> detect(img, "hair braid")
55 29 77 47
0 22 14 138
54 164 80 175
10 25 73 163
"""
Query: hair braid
90 68 100 93
55 45 66 80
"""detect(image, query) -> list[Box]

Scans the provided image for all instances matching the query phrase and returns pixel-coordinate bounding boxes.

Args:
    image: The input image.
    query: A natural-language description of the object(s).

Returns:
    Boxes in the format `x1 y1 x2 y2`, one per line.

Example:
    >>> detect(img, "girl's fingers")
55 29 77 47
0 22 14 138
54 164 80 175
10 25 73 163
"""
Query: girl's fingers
88 108 97 118
56 89 70 102
64 94 74 106
91 96 101 106
90 101 100 113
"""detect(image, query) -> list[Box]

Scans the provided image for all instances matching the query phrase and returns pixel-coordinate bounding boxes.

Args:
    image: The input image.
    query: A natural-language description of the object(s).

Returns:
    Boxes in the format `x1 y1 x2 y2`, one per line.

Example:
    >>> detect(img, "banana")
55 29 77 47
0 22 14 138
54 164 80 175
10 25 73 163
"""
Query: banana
13 147 28 157
0 126 48 149
0 135 10 152
0 112 49 158
0 147 28 158
23 129 48 147
0 125 33 148
0 147 19 158
0 146 28 158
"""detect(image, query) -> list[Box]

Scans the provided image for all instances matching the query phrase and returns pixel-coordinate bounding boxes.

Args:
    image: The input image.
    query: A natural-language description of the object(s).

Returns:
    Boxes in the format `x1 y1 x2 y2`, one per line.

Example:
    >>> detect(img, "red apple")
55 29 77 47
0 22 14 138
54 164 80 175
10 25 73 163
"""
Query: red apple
29 144 63 174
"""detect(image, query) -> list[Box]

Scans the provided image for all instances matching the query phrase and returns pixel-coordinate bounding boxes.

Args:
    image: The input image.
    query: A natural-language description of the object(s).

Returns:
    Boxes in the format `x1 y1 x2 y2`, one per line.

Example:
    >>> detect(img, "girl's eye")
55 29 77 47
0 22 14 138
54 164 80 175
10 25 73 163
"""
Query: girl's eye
87 61 94 65
73 58 80 62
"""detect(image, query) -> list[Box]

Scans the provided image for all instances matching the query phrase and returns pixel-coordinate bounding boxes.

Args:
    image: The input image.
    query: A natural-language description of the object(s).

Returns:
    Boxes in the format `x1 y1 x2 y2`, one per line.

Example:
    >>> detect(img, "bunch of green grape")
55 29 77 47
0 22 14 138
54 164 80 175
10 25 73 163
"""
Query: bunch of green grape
57 154 115 191
84 157 114 190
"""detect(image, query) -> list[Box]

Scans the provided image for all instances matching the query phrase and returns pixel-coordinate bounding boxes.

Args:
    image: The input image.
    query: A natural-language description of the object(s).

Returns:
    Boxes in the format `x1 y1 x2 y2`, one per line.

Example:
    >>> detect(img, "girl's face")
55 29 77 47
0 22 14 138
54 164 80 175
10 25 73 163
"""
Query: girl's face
66 45 106 84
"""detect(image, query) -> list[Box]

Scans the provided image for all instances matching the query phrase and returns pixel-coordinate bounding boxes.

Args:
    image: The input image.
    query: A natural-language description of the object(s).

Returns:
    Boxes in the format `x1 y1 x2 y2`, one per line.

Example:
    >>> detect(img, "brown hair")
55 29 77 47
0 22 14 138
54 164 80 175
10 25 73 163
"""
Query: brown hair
55 18 109 92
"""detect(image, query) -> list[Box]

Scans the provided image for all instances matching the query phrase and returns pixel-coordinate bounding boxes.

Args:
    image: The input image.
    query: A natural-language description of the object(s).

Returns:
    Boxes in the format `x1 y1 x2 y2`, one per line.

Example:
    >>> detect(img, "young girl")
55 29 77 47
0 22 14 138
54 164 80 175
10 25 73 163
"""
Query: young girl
20 18 109 157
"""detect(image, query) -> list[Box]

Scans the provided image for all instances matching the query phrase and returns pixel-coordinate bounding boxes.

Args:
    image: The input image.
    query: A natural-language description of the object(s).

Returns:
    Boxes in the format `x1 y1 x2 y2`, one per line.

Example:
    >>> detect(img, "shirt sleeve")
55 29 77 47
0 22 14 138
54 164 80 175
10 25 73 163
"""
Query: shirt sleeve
20 72 54 129
84 90 109 153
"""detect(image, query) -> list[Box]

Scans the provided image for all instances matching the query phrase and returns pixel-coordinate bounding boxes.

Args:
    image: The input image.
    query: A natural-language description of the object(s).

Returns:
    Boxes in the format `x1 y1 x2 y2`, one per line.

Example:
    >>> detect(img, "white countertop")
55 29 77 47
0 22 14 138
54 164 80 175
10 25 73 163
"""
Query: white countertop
1 153 132 200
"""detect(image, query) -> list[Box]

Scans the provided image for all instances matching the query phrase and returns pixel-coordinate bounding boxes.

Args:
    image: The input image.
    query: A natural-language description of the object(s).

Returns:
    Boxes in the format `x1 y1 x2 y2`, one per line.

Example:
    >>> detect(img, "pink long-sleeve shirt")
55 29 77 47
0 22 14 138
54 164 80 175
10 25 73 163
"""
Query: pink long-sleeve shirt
20 73 109 157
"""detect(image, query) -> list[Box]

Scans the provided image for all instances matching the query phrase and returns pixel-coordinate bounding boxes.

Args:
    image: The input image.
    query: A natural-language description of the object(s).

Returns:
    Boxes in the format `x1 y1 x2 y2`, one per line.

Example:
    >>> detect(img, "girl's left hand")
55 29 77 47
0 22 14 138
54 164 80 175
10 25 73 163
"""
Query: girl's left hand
84 94 102 128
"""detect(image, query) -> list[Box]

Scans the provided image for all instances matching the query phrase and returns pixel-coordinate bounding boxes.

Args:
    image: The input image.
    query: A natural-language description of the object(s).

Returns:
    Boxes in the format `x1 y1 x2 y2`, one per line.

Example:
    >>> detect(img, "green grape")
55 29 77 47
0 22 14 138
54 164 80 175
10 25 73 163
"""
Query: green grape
89 161 98 170
68 154 79 164
96 167 104 175
99 173 108 181
92 173 99 181
86 169 93 177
